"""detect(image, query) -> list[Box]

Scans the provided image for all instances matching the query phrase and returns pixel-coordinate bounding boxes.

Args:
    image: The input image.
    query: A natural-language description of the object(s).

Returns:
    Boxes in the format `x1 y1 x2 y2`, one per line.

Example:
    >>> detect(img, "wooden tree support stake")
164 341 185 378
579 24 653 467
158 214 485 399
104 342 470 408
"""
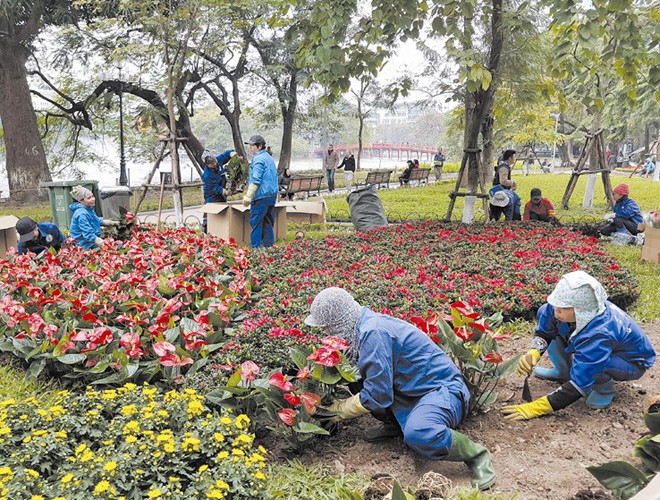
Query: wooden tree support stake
561 129 614 210
445 147 489 221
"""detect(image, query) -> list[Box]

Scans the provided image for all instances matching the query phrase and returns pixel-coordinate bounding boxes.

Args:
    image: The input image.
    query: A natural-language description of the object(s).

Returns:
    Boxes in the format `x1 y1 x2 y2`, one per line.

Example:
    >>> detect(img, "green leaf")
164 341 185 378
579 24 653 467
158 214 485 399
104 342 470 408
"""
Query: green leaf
318 370 342 385
586 461 650 499
289 346 310 370
164 327 180 343
293 421 330 435
226 368 243 388
57 353 87 365
391 480 415 500
27 359 47 378
494 354 522 377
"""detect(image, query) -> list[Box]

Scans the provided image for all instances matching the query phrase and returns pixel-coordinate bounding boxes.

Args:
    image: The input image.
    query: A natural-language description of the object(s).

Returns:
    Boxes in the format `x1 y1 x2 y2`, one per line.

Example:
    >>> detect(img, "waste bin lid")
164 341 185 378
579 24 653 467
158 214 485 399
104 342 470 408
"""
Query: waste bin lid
100 186 131 194
40 180 99 188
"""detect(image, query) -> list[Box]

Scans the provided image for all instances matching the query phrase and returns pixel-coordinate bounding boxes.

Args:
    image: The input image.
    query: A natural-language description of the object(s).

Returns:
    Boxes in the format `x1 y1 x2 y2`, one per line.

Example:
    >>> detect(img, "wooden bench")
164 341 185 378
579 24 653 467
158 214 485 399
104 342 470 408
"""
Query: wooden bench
400 168 431 186
283 175 324 199
358 170 393 189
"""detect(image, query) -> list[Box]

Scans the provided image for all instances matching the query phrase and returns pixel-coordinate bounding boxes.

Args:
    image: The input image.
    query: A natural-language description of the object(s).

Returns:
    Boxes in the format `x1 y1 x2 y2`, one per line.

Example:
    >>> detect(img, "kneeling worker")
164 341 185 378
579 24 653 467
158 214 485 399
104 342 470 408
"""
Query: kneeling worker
502 271 655 420
16 216 66 256
305 287 496 490
523 188 556 223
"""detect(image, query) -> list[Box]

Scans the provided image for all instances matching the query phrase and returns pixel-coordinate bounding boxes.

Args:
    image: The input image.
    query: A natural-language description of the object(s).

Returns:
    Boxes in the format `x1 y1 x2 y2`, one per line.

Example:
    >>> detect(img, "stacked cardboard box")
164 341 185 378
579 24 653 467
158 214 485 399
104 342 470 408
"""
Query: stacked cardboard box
641 227 660 265
0 215 18 258
203 202 286 247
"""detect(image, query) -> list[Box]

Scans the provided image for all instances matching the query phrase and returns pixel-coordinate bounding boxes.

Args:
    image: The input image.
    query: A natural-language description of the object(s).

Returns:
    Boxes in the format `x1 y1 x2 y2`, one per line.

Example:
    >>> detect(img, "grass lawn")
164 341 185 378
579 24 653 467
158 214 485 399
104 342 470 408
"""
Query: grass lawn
318 173 658 221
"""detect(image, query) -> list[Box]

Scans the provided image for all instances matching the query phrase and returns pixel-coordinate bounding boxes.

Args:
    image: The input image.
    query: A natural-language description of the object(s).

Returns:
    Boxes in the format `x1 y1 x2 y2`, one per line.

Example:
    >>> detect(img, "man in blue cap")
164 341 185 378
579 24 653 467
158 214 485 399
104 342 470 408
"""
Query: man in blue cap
16 217 66 256
242 134 279 248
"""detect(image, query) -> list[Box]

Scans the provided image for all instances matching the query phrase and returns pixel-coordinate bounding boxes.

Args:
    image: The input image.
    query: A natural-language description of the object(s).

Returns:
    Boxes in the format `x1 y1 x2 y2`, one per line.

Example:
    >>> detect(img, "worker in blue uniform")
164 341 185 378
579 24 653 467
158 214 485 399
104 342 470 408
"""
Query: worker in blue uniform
305 287 496 490
502 271 655 420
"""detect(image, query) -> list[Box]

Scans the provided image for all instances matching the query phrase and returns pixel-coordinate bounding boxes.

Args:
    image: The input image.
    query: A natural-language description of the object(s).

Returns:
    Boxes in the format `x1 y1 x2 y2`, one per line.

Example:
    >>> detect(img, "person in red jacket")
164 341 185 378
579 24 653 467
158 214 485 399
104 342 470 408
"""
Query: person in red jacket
523 188 556 223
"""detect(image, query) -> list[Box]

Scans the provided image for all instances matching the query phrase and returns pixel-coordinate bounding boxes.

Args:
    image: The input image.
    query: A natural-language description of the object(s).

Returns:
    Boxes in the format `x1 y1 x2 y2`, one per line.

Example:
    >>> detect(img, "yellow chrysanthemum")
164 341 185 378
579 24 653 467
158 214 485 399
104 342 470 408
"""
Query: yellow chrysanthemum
147 489 162 498
25 469 39 478
61 473 75 484
94 480 110 494
103 461 118 472
235 414 250 429
120 405 137 416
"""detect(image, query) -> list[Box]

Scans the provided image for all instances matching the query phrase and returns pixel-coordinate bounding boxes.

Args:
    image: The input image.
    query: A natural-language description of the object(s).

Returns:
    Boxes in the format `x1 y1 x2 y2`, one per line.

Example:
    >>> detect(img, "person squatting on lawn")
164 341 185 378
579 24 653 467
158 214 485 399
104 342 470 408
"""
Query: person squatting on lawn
501 271 655 421
489 179 520 221
597 183 645 238
16 216 66 256
242 134 279 248
69 185 119 249
305 287 496 490
523 188 557 223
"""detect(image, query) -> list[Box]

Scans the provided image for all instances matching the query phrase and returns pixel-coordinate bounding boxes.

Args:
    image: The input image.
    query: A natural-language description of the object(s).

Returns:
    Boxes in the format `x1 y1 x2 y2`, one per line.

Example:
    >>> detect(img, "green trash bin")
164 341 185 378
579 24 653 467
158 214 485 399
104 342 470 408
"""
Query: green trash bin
40 180 102 230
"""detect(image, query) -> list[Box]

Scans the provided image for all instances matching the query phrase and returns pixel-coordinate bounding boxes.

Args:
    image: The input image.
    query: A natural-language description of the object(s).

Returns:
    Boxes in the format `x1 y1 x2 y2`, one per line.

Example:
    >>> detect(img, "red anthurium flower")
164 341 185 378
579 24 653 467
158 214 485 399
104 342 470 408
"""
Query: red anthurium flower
300 392 322 415
277 408 296 426
321 336 350 351
467 322 487 332
268 372 294 392
491 330 513 341
153 341 176 357
240 361 260 382
296 366 311 381
81 312 103 325
283 393 301 406
451 301 480 319
483 352 503 364
306 346 341 367
160 353 194 367
120 332 141 348
454 326 475 341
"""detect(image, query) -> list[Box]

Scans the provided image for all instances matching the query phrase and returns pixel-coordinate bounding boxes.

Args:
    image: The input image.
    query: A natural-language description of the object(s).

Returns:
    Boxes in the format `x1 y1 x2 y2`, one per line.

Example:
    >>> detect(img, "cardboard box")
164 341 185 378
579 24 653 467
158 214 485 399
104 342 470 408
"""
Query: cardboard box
203 201 286 247
277 200 327 224
0 215 19 259
641 227 660 264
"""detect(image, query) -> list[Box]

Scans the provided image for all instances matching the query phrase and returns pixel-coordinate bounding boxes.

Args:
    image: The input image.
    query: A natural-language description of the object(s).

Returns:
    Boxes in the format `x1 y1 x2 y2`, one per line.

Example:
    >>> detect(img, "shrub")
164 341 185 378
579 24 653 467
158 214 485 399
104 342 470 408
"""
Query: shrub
0 384 268 498
0 227 253 385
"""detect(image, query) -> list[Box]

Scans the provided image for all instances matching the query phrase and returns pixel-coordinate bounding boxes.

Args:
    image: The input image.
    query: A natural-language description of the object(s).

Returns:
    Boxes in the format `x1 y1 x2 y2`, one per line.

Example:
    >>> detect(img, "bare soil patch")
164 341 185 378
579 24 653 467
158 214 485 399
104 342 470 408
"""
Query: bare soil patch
268 321 660 499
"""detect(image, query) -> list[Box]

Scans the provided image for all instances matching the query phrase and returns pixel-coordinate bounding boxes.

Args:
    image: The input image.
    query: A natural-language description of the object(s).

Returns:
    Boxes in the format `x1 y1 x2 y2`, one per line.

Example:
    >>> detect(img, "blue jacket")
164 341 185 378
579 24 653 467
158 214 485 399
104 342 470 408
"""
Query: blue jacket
202 150 233 202
18 223 66 255
248 149 278 200
536 303 655 395
69 202 103 249
356 308 470 429
614 196 644 226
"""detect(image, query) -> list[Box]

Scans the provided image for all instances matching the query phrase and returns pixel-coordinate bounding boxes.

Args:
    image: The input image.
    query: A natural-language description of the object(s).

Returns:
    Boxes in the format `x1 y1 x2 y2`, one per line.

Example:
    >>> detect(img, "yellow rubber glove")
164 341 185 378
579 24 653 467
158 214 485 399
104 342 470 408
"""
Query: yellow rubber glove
516 349 541 376
242 184 258 207
325 394 369 423
501 396 553 421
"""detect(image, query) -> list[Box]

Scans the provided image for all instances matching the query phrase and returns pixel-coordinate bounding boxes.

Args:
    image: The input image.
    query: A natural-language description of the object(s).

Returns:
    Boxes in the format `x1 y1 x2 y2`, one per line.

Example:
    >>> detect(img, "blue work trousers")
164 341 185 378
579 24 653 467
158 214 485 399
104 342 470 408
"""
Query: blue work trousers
401 390 465 459
249 196 277 248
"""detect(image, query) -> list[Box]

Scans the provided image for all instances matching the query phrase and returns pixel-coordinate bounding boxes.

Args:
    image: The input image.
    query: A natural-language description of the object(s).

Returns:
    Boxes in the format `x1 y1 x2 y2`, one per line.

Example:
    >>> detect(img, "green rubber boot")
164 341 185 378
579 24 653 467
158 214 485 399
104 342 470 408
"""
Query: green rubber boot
444 430 496 490
363 421 402 443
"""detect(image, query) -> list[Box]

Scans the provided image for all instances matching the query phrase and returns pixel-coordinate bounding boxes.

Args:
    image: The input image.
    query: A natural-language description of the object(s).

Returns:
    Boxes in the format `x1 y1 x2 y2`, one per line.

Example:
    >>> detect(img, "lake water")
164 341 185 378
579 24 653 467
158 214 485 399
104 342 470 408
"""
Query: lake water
0 153 412 196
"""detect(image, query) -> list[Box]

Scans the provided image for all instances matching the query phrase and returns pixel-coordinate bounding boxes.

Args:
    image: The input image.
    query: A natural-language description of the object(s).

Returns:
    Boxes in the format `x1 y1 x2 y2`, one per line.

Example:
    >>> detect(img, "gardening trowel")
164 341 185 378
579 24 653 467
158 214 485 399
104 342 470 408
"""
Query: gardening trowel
522 374 533 402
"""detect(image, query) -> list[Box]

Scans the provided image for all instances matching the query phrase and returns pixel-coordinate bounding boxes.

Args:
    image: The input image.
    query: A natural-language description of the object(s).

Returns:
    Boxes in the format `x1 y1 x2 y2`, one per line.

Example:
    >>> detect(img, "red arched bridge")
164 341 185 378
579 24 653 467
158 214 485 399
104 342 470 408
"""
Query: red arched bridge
314 143 439 161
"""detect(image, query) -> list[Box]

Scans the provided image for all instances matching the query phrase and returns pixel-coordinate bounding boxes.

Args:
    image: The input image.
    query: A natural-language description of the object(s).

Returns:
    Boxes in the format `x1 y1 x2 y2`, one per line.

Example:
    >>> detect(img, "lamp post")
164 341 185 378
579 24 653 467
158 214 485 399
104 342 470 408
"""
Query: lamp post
550 112 560 168
118 66 128 186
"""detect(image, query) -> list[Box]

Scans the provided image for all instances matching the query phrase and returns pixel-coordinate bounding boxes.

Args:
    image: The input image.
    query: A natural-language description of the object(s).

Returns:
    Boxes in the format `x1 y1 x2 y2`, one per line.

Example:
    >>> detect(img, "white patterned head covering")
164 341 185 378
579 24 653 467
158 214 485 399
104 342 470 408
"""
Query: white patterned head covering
305 287 364 355
71 185 92 202
547 271 607 334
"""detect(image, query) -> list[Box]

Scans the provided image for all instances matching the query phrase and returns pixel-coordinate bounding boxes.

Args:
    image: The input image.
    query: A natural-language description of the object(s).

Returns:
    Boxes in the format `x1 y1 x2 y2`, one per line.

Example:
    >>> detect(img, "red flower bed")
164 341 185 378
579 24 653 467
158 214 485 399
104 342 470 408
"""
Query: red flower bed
0 227 253 384
236 222 637 367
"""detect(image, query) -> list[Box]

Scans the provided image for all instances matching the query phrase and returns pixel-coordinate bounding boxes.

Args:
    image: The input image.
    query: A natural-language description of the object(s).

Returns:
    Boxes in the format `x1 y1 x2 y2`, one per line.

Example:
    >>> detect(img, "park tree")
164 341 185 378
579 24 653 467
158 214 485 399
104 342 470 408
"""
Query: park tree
550 0 659 205
0 0 82 201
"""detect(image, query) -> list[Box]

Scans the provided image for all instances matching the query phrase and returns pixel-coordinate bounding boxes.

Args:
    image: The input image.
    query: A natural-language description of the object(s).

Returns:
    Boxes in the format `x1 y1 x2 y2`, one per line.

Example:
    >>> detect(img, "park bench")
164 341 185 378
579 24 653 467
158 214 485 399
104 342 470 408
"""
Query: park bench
283 175 324 199
400 168 431 187
358 170 393 189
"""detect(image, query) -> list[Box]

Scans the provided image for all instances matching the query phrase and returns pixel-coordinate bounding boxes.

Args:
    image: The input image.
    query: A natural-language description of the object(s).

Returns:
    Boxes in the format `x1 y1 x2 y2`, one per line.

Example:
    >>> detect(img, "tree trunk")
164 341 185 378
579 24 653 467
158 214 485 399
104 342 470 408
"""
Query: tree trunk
481 115 495 188
582 110 602 208
0 39 51 202
357 113 364 171
278 83 297 174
